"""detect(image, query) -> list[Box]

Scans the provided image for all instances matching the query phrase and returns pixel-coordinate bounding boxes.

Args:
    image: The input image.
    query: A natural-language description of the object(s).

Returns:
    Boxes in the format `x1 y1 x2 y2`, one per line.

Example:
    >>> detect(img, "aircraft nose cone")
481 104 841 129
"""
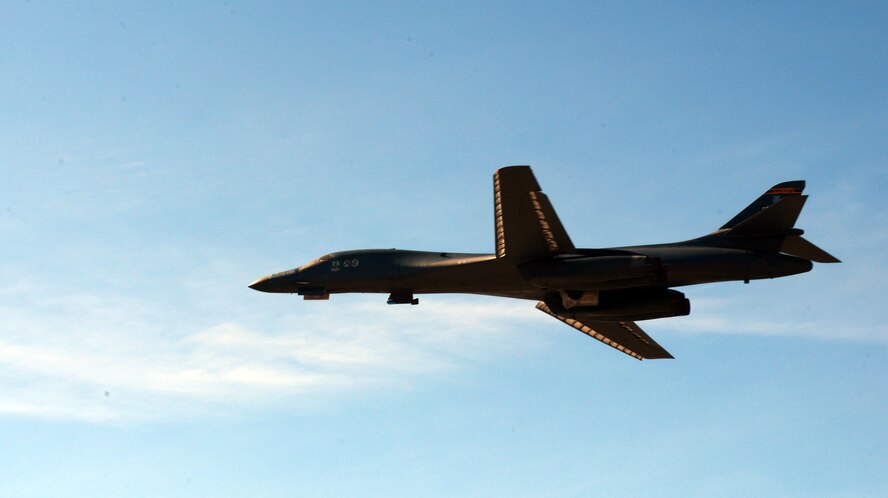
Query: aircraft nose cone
249 270 306 293
248 275 274 292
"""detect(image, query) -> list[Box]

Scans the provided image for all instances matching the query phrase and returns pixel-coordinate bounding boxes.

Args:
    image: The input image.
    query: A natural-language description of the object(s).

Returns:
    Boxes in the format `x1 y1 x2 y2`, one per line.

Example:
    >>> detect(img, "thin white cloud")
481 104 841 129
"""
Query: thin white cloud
2 227 883 424
0 282 546 422
654 298 888 344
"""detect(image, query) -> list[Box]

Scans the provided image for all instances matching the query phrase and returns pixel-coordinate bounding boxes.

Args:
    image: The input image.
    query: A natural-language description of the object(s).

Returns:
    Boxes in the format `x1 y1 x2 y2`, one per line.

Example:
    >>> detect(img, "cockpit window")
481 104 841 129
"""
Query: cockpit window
299 254 333 271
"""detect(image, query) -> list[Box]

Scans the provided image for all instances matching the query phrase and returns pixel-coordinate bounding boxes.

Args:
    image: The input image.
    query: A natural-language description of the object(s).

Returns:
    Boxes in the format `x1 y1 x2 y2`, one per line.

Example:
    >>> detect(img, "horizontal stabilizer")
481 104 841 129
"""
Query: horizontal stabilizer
782 235 841 263
494 166 575 258
536 302 673 360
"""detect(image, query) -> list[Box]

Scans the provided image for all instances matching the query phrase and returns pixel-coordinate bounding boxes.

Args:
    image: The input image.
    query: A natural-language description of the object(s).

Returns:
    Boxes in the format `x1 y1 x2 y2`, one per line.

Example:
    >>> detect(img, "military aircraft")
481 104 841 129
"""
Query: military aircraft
249 166 839 360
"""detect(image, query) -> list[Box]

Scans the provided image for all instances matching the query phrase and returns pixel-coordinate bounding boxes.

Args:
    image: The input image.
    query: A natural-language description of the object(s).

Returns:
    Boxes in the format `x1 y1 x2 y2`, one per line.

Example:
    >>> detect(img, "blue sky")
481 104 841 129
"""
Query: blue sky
1 1 886 496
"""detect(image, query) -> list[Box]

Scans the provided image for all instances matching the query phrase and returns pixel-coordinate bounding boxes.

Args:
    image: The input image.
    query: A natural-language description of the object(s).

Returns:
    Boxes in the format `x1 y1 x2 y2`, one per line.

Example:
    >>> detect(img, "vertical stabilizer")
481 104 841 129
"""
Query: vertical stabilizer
721 181 805 229
729 195 807 236
710 180 839 263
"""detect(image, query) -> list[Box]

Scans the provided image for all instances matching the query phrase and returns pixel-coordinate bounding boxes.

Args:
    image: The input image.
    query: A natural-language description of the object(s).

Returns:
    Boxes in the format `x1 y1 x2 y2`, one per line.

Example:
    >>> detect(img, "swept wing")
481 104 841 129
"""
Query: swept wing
493 166 575 258
536 302 674 360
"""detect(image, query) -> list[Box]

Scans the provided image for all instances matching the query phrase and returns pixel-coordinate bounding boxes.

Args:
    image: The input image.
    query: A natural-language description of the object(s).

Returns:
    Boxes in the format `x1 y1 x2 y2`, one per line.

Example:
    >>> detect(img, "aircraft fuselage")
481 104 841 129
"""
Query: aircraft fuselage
249 166 836 360
248 242 812 301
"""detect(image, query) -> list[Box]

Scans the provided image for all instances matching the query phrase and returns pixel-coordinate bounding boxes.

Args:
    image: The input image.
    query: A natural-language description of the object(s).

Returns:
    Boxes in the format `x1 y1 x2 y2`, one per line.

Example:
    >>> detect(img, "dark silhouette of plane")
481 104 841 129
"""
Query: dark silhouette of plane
249 166 839 360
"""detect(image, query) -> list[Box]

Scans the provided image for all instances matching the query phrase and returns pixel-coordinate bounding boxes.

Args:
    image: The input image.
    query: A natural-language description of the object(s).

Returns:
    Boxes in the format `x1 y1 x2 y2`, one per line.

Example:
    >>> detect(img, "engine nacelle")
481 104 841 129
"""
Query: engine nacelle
546 289 690 322
519 255 666 291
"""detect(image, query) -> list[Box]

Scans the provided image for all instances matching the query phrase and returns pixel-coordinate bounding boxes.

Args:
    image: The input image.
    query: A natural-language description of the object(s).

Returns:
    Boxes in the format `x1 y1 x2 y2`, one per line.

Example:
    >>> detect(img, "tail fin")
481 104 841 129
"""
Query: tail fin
729 195 807 236
710 180 839 263
714 181 840 262
720 180 805 229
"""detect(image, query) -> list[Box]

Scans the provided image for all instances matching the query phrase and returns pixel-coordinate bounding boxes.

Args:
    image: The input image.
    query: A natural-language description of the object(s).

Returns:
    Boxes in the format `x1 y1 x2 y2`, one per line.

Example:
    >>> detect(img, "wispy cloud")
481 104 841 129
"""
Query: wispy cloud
0 280 546 422
654 297 888 344
2 203 884 425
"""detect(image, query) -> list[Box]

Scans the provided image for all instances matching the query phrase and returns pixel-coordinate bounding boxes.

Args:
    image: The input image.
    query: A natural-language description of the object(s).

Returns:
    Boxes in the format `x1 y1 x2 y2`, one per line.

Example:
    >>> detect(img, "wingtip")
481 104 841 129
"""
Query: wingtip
495 165 532 174
642 352 675 360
